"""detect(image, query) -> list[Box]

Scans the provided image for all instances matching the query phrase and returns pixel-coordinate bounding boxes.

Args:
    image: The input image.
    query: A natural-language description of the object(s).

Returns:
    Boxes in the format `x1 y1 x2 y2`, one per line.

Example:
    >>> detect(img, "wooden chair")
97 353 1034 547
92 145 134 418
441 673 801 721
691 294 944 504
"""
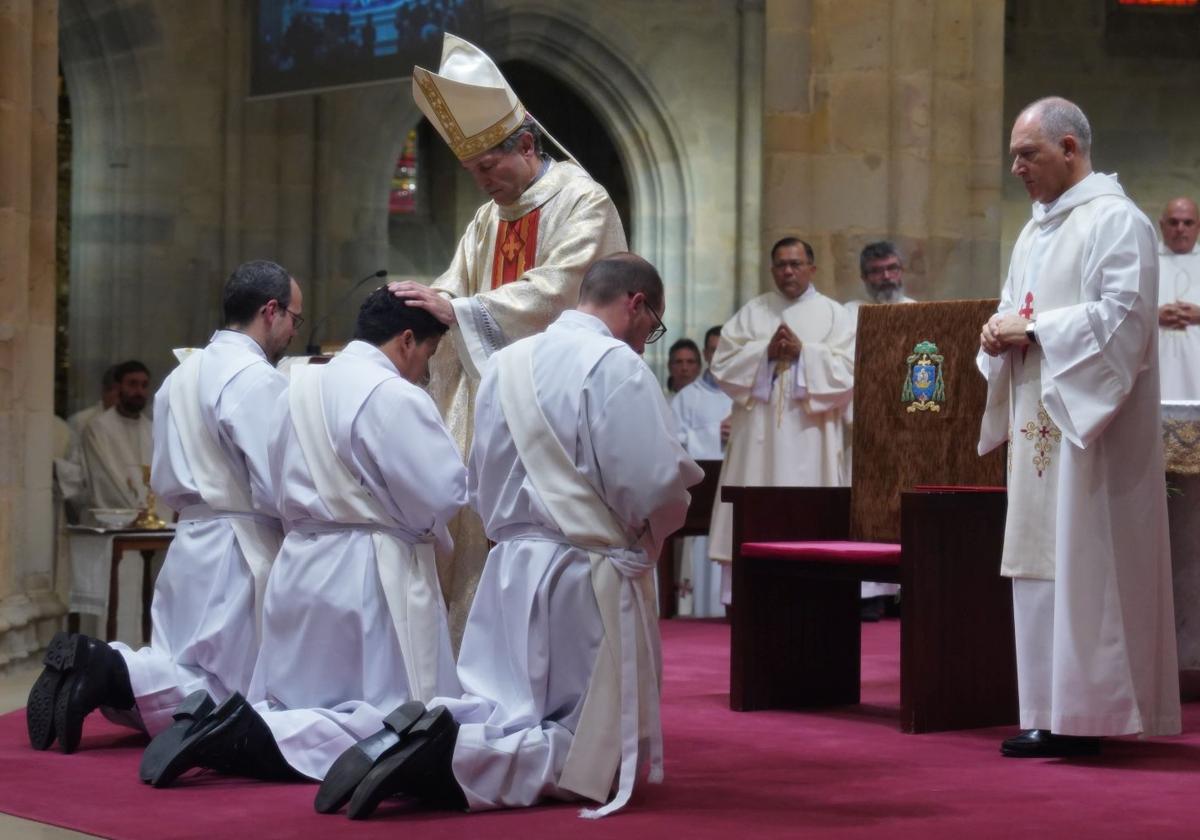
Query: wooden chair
726 299 1018 733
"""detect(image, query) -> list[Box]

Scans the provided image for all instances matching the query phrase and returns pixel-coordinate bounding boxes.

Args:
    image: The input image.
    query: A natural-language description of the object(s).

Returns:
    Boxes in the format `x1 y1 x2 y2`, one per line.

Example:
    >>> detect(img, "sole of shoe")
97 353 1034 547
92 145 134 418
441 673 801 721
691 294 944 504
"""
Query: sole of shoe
139 691 217 783
52 637 101 755
345 708 453 821
26 633 83 750
314 701 427 815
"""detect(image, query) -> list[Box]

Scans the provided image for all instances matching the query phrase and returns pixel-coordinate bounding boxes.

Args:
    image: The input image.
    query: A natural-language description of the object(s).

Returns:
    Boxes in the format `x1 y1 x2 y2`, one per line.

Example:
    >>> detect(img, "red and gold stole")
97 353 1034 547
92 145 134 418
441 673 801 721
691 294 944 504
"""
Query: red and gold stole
490 209 541 290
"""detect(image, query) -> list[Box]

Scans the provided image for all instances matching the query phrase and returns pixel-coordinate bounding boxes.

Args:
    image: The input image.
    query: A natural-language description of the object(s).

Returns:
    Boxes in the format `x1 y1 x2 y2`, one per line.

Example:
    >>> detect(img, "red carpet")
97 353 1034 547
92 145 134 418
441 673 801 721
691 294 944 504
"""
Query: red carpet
3 619 1200 838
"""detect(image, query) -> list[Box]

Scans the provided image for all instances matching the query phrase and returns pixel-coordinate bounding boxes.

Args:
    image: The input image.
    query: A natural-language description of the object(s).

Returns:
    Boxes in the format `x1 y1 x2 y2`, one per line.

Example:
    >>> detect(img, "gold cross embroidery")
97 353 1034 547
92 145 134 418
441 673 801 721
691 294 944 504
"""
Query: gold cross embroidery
501 227 523 262
1021 401 1062 477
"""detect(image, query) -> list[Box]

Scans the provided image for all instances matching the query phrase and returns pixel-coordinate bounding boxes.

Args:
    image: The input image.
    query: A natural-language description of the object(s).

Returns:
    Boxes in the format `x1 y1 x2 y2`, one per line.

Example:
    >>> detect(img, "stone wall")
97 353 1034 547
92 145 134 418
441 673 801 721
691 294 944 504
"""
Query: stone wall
0 0 66 666
60 0 757 396
762 0 1006 304
1002 0 1200 275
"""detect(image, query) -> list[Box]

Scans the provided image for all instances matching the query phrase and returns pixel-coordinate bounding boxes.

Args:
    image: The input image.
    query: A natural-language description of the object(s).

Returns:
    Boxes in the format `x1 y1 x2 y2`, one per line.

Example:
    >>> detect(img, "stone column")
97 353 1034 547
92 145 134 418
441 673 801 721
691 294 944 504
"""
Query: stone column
0 0 65 667
763 0 1005 301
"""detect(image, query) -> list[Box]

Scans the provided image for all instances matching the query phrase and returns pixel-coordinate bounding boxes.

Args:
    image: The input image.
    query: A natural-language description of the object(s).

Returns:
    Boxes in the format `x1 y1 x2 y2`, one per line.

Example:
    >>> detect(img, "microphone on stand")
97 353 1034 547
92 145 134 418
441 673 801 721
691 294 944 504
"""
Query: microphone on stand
305 269 388 354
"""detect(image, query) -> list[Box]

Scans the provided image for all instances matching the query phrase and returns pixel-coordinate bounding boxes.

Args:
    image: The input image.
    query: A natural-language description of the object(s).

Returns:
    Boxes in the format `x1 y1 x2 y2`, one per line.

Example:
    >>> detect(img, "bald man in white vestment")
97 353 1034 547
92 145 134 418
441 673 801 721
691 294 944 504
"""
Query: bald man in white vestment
979 98 1180 758
27 261 302 756
319 253 702 821
139 288 467 789
708 237 855 605
1156 197 1200 400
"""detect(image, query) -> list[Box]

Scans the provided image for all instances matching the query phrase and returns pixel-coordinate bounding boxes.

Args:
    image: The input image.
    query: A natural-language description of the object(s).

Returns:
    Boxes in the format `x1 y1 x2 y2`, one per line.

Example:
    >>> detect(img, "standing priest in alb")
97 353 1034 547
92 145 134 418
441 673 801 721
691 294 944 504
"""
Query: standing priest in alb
978 97 1180 757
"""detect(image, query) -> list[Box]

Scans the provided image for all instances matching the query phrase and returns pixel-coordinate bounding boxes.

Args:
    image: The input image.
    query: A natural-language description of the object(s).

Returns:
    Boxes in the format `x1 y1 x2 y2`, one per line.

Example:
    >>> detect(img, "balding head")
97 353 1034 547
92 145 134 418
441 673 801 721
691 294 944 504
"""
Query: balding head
1009 97 1094 204
1160 197 1199 255
577 252 666 355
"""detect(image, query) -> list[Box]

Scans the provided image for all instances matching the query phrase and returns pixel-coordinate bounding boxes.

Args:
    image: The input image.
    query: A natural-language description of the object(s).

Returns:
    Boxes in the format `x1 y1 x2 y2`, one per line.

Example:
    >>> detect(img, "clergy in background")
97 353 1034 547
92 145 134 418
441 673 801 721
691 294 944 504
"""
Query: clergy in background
322 253 701 820
387 33 626 645
141 288 467 790
670 325 731 617
80 360 155 514
978 97 1179 758
1156 196 1200 400
843 240 917 320
27 261 301 756
707 237 855 606
846 241 917 619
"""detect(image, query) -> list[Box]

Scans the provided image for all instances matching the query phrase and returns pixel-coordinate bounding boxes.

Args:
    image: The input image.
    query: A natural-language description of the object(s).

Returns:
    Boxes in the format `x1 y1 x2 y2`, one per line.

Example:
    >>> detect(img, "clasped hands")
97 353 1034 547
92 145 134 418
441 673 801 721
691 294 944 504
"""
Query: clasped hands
1159 301 1200 330
387 281 456 326
979 313 1033 357
767 324 802 362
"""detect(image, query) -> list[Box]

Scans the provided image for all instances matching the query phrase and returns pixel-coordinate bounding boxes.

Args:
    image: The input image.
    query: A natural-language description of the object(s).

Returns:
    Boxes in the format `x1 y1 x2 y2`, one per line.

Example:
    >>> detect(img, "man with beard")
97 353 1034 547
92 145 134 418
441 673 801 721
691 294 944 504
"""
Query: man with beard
843 241 917 322
79 360 156 514
844 241 916 618
28 260 301 756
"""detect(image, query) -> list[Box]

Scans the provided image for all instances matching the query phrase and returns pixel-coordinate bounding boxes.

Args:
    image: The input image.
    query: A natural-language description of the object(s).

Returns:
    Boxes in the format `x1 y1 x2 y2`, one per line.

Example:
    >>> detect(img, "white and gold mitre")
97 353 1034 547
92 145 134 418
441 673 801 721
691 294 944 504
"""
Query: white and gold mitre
412 33 526 162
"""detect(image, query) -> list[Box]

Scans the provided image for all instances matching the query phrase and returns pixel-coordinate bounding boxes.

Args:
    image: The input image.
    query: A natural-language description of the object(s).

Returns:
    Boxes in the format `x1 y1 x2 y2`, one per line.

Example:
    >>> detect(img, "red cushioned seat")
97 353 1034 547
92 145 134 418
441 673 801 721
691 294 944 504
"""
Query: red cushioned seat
740 541 901 565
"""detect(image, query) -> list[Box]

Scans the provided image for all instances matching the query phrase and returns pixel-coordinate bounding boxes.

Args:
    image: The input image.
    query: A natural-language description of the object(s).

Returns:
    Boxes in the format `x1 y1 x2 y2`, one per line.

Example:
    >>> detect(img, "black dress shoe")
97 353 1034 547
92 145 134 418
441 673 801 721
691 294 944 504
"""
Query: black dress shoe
151 693 298 788
1000 729 1102 758
345 706 464 820
139 690 217 783
27 632 85 750
53 636 134 754
315 701 427 815
151 693 248 787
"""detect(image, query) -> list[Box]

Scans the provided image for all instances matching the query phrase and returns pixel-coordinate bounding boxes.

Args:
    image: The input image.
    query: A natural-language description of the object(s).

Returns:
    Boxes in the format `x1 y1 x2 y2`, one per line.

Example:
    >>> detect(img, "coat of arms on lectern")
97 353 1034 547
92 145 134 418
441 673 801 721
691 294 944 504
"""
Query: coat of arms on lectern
902 340 945 413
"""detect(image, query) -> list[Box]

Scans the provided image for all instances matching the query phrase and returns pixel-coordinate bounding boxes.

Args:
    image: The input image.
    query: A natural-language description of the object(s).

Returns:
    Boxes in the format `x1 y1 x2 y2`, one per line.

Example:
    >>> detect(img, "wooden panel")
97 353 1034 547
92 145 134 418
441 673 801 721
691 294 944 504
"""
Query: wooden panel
851 299 1006 542
728 486 851 710
900 489 1018 733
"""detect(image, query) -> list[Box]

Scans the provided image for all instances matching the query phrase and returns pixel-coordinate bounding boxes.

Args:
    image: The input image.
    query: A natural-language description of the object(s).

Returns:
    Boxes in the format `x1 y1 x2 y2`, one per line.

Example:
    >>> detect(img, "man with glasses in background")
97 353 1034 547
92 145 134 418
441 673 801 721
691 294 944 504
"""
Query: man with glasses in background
706 237 856 609
844 241 917 321
844 241 916 619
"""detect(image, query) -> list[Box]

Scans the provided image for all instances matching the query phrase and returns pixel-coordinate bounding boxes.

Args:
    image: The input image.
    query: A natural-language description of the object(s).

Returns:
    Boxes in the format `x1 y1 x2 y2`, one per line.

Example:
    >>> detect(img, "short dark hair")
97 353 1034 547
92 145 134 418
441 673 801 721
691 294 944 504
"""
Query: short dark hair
223 260 292 327
859 241 902 276
578 252 664 313
704 325 722 345
496 115 545 157
669 338 701 361
113 360 150 384
354 286 449 346
770 237 815 264
101 364 119 389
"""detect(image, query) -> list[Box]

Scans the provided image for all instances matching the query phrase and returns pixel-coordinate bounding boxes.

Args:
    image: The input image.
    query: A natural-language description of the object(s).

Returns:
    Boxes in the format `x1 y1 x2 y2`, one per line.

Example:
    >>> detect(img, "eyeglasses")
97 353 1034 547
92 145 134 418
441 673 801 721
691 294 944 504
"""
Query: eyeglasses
772 260 813 271
642 299 667 344
864 262 903 277
283 308 305 329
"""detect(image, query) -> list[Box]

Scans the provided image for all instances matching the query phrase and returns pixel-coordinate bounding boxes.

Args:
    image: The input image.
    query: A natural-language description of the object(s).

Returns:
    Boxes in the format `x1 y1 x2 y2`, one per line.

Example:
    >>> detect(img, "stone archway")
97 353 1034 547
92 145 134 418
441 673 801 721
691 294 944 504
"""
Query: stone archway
487 7 694 368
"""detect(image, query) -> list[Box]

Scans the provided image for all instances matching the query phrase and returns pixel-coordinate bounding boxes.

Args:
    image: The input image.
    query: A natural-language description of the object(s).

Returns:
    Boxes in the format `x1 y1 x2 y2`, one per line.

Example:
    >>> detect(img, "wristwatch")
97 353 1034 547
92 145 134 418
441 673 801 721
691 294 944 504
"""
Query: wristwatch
1025 321 1038 346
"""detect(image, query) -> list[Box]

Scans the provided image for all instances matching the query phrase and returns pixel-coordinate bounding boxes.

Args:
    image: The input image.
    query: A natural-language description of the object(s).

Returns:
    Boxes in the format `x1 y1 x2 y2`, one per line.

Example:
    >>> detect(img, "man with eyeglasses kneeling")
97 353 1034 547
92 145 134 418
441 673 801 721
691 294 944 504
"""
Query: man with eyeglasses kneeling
28 261 301 758
705 237 856 611
317 252 702 820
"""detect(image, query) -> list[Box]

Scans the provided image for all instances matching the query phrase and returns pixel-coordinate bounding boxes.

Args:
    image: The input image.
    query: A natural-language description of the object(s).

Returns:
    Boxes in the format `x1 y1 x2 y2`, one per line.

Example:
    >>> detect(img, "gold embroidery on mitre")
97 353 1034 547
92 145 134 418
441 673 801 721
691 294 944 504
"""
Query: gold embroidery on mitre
1021 401 1061 478
415 72 525 161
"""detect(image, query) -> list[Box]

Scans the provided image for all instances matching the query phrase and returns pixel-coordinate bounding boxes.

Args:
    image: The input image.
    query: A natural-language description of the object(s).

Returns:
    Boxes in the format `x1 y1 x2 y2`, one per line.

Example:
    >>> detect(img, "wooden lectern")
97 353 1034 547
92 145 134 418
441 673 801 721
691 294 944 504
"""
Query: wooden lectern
726 299 1018 733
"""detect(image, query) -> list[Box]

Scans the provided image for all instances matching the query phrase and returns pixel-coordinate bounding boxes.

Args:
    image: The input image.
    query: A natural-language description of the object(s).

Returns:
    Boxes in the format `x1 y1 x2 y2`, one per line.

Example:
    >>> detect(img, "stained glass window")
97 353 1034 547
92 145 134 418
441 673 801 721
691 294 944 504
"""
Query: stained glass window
389 129 418 215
